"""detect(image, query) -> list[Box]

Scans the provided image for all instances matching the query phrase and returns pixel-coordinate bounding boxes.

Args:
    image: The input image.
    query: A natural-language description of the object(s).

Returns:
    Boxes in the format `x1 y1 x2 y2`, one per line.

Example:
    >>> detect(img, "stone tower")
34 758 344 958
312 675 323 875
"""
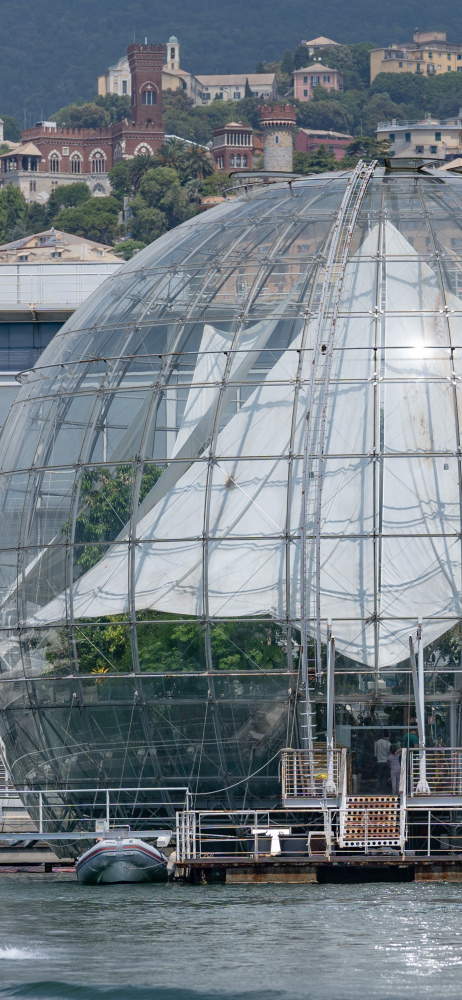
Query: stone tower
128 43 164 128
259 104 296 172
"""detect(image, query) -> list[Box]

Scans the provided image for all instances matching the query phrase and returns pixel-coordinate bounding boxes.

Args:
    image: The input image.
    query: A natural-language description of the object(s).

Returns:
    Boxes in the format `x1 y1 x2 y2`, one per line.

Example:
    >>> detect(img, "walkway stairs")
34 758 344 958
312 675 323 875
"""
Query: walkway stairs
339 795 401 849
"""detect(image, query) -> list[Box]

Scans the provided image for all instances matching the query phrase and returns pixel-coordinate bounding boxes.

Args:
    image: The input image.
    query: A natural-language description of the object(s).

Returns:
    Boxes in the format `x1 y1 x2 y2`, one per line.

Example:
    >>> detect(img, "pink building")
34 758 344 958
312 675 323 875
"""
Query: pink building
294 63 343 101
295 128 353 162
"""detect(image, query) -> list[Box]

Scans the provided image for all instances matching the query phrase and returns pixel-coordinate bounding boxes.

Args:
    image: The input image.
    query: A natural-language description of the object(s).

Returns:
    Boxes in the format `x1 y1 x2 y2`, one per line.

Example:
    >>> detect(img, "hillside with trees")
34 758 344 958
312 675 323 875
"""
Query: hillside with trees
2 0 462 120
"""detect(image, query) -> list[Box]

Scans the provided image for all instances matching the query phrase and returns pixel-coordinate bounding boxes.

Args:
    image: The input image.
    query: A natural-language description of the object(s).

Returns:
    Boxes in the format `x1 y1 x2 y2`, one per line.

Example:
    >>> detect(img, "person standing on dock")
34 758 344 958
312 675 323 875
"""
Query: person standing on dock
387 744 401 794
374 731 391 793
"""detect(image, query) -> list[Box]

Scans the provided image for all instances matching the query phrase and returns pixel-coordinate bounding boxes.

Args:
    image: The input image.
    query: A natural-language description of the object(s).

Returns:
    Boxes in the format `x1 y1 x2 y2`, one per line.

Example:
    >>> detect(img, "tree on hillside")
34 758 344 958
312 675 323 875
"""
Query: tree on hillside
181 145 214 181
129 166 196 243
94 93 131 123
51 197 120 244
360 93 402 136
0 114 21 142
245 78 252 98
255 61 265 73
294 44 310 70
108 160 132 199
128 154 158 193
294 145 336 174
0 185 26 243
47 181 91 216
370 72 426 105
156 138 187 172
67 103 111 128
280 49 293 76
296 98 352 134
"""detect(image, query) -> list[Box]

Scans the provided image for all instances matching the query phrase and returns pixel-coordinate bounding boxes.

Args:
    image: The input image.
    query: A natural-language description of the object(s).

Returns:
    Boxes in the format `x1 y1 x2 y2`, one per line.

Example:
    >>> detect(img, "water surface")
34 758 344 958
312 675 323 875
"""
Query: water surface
1 873 462 999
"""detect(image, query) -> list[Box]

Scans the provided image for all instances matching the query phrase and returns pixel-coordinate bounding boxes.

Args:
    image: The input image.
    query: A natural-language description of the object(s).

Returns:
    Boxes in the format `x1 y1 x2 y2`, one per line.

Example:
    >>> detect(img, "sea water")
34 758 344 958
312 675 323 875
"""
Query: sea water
1 874 462 1000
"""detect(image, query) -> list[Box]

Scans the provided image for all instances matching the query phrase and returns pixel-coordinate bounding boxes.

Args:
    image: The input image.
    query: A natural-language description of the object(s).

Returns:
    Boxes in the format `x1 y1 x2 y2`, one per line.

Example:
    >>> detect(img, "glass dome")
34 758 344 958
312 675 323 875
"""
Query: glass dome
1 164 462 798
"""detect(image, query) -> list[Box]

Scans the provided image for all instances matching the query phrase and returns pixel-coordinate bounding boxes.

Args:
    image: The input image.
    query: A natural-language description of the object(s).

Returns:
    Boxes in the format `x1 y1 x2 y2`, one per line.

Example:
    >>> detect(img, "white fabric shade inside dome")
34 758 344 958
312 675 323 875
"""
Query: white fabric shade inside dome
29 220 462 668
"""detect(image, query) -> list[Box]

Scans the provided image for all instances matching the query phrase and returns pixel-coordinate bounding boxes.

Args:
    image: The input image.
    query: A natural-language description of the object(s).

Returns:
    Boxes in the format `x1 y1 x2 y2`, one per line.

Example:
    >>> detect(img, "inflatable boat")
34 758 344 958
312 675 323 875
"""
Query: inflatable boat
76 833 168 884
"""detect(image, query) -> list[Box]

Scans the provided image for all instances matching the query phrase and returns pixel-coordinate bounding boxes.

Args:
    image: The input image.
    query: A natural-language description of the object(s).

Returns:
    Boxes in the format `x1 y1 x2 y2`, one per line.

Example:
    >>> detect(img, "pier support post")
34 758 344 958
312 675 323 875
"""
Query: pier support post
410 621 430 795
325 622 336 795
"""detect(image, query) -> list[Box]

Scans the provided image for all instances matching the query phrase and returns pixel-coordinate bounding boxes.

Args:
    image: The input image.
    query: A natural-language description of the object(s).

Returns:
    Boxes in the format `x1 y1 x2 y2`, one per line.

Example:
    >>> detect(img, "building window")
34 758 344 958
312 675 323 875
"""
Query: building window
51 251 62 258
435 131 441 141
438 65 441 70
18 254 29 261
233 92 241 99
91 153 105 173
415 145 424 154
243 154 247 166
430 145 437 153
311 75 320 85
230 154 234 167
405 132 411 142
389 133 395 142
303 75 307 83
399 61 403 67
122 80 128 94
323 75 330 83
71 155 81 174
29 179 36 192
303 89 308 97
170 47 175 59
428 51 433 58
459 54 462 61
51 180 58 190
275 135 279 144
448 67 452 71
49 156 59 173
142 89 156 105
416 63 421 72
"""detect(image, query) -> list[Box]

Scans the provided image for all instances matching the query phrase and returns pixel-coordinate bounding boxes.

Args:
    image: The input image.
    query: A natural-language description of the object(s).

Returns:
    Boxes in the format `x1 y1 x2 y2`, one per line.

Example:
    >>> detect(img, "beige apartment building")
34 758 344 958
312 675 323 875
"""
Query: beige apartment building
376 117 462 160
370 30 462 82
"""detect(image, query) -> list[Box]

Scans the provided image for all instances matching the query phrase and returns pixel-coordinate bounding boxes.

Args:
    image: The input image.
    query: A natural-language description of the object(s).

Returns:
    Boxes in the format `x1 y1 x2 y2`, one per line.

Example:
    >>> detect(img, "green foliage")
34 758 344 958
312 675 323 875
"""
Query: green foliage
94 93 131 123
113 239 146 260
47 181 91 217
245 77 252 98
1 114 21 142
294 44 310 70
293 145 336 174
128 154 158 192
0 184 26 243
52 196 120 244
72 464 162 573
108 160 132 199
370 72 426 105
280 49 294 76
181 145 214 180
296 97 352 134
130 166 194 243
67 103 111 129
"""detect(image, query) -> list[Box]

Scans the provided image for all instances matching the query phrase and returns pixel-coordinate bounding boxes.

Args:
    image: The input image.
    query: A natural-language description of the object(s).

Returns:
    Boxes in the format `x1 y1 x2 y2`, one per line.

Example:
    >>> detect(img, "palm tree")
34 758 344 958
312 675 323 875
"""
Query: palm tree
156 137 187 172
181 145 214 181
128 153 157 193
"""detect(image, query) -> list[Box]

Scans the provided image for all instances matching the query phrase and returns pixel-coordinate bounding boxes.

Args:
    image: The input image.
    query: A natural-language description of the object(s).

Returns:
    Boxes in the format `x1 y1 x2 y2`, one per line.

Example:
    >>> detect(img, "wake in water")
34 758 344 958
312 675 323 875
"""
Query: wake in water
0 948 45 962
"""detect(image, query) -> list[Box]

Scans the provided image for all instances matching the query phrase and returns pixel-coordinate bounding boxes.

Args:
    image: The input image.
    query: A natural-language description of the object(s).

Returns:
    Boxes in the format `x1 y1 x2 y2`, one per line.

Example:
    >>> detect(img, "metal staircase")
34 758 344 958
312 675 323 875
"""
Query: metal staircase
339 795 401 849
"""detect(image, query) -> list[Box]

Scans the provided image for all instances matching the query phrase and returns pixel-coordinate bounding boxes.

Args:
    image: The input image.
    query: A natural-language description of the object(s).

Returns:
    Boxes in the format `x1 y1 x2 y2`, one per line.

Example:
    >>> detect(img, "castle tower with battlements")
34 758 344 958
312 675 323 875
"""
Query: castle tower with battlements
259 104 296 172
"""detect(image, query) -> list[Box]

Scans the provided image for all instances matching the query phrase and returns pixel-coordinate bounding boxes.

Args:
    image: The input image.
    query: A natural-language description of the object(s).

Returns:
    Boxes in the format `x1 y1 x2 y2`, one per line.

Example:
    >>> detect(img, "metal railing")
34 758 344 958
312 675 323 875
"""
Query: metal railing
409 748 462 796
281 748 341 799
377 119 462 129
0 786 190 839
176 808 329 863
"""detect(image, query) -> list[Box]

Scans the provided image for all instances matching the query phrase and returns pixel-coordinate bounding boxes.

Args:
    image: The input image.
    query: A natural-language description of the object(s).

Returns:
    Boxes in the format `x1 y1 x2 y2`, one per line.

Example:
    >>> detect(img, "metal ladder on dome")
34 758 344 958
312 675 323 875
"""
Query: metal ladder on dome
299 159 377 771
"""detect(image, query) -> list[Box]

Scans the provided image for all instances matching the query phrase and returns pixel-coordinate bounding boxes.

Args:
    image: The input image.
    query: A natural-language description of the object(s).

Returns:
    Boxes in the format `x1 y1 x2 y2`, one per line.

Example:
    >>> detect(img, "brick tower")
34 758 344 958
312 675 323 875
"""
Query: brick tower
128 43 164 128
259 104 296 172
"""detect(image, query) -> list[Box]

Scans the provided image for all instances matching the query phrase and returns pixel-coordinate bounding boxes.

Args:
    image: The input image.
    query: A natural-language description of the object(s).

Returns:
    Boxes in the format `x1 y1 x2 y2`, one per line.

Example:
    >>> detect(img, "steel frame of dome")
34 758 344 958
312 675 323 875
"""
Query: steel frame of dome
0 161 461 812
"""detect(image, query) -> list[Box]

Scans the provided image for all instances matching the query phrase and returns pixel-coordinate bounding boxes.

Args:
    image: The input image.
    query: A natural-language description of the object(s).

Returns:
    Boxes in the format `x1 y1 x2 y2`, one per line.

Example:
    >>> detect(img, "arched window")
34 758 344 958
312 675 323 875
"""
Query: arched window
49 154 60 173
142 89 156 105
243 154 247 167
170 47 176 59
91 152 105 174
70 154 81 174
230 154 235 167
236 154 241 167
